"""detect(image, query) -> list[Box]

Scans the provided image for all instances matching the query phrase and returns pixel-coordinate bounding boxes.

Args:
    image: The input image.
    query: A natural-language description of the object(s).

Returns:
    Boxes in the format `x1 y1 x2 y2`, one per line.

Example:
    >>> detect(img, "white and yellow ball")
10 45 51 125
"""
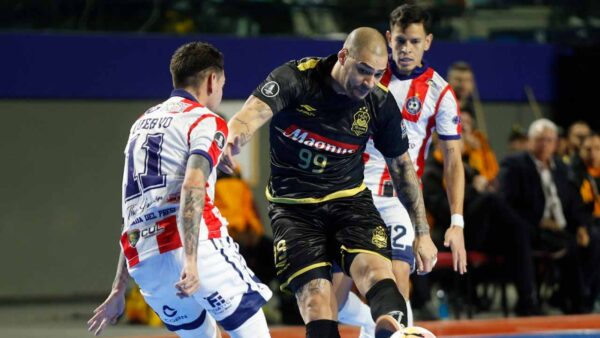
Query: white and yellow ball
391 326 437 338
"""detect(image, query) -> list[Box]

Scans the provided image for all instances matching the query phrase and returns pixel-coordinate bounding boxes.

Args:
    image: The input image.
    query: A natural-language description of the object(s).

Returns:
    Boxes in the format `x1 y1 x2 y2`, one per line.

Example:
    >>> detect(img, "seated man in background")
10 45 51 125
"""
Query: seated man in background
422 137 538 316
499 118 592 314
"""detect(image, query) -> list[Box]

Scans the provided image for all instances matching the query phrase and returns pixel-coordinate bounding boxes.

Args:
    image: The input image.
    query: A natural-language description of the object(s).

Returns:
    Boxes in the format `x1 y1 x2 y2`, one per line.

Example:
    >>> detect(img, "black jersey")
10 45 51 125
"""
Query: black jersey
252 55 408 203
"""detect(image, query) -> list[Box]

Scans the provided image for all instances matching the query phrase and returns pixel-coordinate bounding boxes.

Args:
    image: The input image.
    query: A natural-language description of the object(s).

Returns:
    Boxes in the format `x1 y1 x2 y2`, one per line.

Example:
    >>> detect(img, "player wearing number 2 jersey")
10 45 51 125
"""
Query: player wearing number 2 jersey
88 42 272 338
220 28 438 338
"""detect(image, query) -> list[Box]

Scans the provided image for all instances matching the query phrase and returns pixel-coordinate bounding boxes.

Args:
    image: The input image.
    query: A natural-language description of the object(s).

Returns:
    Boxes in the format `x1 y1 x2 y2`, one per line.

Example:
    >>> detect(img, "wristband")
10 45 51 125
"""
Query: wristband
451 214 464 228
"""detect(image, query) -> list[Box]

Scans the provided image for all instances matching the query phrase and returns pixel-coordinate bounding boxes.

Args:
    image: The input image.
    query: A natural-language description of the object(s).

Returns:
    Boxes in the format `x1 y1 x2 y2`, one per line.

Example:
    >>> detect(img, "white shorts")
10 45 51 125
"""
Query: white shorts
372 195 415 272
129 236 272 335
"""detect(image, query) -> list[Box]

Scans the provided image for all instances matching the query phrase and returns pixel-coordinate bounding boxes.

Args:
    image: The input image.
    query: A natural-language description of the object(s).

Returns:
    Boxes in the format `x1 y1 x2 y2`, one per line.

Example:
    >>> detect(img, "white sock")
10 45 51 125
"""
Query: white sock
338 292 376 336
406 300 413 327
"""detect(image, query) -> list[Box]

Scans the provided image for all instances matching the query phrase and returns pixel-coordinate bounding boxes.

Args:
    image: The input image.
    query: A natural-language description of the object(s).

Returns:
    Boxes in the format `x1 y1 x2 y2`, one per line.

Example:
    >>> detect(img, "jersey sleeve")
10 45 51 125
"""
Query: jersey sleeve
372 92 409 158
251 62 303 114
435 86 462 140
187 114 228 171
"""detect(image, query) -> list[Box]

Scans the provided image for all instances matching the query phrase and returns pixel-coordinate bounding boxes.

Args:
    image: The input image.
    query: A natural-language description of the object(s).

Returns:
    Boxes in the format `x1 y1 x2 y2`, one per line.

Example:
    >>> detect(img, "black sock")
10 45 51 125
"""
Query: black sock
306 319 340 338
365 278 408 326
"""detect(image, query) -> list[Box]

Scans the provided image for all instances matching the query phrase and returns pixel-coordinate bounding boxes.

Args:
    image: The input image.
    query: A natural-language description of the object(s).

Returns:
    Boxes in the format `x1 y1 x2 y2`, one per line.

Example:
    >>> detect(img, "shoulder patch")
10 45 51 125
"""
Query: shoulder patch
261 81 280 97
297 59 320 71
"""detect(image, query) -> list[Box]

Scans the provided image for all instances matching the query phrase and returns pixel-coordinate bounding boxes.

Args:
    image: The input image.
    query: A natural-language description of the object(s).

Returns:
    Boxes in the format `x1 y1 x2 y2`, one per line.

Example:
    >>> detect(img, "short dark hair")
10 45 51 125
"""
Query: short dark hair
389 3 432 34
169 42 224 88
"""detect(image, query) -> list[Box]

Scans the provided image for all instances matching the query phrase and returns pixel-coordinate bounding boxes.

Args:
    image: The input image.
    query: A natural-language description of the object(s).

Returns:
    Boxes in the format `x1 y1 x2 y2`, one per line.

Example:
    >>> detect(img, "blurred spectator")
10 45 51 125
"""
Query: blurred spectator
575 132 600 309
423 137 538 316
567 121 591 159
460 109 499 182
562 121 591 172
447 61 475 113
499 118 593 314
214 168 275 286
508 124 528 153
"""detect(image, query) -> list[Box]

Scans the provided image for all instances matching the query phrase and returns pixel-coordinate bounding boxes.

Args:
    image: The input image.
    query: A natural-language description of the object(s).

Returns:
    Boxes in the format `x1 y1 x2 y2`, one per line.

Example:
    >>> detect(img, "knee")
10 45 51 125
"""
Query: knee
295 279 334 320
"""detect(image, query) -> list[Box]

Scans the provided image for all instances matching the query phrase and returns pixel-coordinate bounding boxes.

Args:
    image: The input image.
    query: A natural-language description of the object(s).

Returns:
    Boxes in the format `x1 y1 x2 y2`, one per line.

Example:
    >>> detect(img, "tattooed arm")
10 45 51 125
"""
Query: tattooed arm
218 95 274 173
385 152 429 234
175 154 211 297
385 152 438 274
439 139 467 274
87 225 129 336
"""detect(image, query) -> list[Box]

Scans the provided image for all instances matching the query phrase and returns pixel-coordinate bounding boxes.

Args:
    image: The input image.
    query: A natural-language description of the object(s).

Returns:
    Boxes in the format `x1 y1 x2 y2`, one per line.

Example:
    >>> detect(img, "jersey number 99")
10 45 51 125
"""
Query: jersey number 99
298 148 327 173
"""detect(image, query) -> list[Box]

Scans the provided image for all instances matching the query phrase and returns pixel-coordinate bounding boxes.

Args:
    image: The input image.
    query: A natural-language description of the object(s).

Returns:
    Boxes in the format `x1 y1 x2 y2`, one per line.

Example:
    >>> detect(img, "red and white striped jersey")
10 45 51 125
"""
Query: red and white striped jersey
365 62 461 197
120 89 229 268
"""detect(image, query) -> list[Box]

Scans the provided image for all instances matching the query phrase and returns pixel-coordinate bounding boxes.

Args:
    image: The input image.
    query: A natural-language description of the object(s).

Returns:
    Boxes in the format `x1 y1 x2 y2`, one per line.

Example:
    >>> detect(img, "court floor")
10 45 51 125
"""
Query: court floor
0 302 598 338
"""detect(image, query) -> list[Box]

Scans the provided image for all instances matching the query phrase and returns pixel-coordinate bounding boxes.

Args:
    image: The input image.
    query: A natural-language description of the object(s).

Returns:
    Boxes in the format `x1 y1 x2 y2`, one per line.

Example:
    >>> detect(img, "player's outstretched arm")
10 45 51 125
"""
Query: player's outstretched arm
175 154 211 297
219 95 274 173
385 153 438 274
87 237 128 336
439 139 467 274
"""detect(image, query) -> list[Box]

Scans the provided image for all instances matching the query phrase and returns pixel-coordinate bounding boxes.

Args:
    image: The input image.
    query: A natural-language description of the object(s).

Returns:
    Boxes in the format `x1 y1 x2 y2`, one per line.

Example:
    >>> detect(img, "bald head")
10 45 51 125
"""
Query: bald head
344 27 388 59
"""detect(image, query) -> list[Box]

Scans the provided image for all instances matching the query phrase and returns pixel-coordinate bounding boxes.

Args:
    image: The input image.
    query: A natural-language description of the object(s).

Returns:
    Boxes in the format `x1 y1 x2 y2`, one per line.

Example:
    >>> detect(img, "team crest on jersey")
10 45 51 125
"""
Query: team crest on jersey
128 229 140 248
405 96 422 115
351 106 370 136
214 131 226 149
371 226 388 248
452 115 461 125
261 81 280 97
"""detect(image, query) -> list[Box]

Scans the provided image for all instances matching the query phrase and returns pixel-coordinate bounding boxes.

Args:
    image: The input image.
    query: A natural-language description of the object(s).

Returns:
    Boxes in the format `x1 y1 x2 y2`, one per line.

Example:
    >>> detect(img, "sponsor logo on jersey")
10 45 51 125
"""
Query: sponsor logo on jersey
205 292 232 314
140 224 165 238
261 81 280 97
371 225 388 248
405 96 422 115
296 104 317 117
214 131 226 149
163 305 177 317
128 229 140 248
282 125 359 155
351 106 370 136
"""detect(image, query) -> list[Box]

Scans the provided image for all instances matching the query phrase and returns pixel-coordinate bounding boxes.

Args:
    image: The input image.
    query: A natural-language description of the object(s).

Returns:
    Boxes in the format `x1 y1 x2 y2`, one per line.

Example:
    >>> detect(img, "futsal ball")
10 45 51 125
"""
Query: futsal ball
390 326 437 338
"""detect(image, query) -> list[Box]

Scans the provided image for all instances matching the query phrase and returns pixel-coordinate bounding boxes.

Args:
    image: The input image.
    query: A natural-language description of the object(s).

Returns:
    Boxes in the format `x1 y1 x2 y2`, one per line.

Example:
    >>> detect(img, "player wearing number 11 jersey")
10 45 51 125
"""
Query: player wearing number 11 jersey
88 42 272 338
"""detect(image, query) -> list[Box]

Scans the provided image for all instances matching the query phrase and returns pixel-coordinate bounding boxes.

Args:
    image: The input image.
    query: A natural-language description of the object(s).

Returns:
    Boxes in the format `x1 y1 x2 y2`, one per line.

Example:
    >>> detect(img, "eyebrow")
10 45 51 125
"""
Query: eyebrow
356 61 386 74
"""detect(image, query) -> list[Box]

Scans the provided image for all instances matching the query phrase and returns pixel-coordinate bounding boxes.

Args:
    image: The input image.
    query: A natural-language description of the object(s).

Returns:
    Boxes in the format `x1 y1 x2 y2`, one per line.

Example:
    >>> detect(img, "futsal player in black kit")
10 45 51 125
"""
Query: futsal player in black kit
219 27 437 338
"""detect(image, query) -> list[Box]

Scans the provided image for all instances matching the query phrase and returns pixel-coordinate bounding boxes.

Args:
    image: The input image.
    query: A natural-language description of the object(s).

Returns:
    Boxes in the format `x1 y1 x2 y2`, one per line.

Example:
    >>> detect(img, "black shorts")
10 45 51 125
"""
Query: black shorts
269 189 391 293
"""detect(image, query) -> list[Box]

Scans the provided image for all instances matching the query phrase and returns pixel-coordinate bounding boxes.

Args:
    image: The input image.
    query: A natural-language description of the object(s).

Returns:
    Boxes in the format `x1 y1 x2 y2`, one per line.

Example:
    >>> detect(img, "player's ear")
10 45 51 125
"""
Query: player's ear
207 72 217 94
338 48 349 66
386 30 392 48
424 33 433 51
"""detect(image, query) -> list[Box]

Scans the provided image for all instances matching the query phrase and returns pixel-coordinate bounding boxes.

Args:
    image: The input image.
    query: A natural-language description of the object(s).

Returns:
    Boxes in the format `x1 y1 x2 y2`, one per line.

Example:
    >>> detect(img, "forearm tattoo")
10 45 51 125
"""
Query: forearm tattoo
233 117 252 146
232 98 272 147
386 153 430 235
180 155 210 257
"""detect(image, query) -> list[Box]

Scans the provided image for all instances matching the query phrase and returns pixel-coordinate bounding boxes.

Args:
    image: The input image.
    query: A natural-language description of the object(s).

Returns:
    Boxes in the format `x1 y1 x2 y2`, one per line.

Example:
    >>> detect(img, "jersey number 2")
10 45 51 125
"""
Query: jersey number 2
125 133 167 200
